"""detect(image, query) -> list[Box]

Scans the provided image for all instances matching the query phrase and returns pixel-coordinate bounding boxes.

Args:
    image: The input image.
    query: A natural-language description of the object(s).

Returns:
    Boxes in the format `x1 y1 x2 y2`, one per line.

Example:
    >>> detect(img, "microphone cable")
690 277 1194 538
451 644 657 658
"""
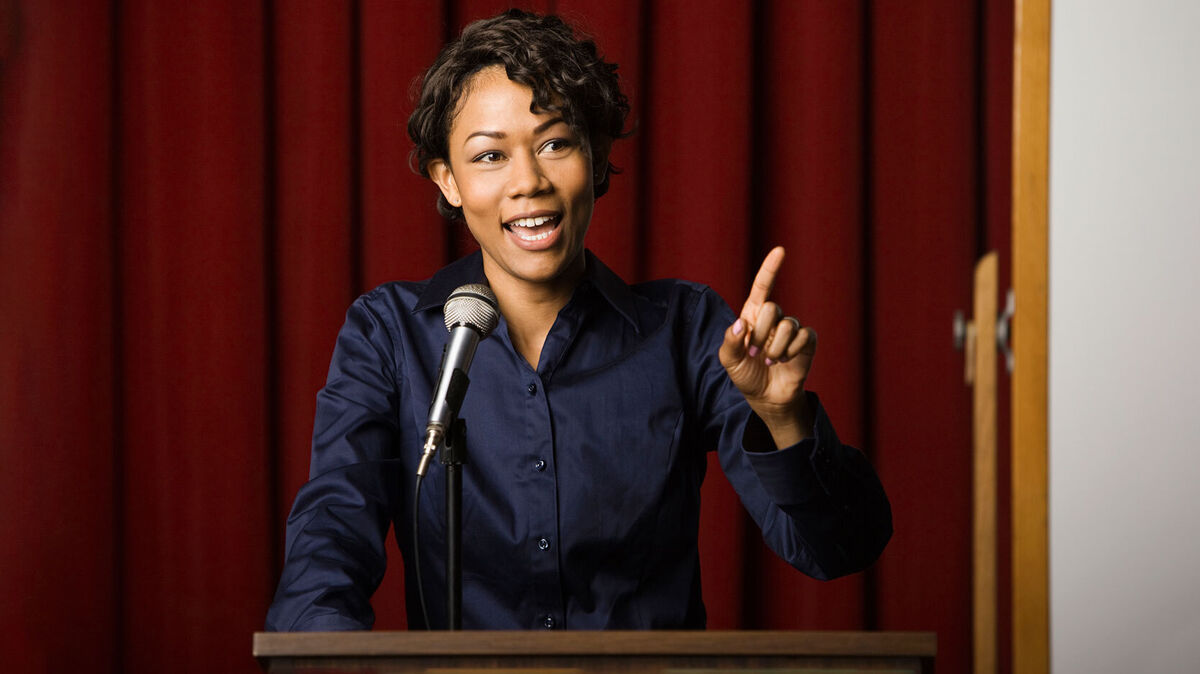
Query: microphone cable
413 472 432 629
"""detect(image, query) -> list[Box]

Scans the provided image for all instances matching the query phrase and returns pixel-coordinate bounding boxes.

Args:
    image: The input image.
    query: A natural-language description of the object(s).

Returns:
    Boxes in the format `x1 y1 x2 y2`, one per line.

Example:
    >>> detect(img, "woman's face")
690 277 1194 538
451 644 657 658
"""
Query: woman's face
430 66 599 293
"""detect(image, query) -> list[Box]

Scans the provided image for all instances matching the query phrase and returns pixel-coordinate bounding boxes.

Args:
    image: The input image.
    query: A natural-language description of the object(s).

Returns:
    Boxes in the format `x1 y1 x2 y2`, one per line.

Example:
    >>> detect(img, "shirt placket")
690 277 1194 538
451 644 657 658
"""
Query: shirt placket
523 370 561 629
522 298 589 629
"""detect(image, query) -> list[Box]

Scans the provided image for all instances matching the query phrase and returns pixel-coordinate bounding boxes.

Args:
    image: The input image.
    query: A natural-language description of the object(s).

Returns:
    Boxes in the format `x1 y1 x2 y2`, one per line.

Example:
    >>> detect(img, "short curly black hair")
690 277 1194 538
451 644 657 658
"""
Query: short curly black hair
407 9 631 221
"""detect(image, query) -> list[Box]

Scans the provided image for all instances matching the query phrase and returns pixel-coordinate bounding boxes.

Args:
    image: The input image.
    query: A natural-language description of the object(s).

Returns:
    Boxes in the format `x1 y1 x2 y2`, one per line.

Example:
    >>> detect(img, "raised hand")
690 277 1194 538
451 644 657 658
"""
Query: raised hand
718 246 817 448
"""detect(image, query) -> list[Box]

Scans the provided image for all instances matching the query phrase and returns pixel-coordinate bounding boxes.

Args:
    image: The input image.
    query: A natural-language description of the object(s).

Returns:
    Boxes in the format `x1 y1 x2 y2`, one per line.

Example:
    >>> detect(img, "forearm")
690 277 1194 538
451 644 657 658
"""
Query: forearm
740 394 892 579
266 462 397 631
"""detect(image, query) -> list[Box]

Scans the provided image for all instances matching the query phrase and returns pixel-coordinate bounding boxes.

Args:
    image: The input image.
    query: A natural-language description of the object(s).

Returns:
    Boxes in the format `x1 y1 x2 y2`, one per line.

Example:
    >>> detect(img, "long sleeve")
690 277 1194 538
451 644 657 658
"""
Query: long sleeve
685 287 893 581
265 294 404 631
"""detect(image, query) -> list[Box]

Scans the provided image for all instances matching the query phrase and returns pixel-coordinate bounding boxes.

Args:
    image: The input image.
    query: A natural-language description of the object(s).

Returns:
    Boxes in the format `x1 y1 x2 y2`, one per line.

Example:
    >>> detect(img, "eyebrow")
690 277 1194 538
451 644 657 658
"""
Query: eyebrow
464 117 567 143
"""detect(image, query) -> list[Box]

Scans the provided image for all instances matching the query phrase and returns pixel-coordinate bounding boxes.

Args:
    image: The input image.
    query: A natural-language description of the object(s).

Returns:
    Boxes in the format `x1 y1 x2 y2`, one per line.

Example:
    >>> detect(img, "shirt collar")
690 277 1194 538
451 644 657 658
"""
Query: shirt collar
413 249 641 334
580 250 641 333
413 250 488 313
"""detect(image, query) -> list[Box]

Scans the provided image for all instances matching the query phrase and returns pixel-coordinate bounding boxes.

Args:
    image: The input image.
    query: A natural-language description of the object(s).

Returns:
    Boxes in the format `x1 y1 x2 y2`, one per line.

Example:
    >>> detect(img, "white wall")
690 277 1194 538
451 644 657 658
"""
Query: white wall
1049 1 1200 671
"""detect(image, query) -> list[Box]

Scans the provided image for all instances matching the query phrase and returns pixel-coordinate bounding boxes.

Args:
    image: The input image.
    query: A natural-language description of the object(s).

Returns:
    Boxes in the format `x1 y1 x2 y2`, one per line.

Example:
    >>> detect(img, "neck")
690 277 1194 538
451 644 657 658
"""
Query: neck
483 253 586 369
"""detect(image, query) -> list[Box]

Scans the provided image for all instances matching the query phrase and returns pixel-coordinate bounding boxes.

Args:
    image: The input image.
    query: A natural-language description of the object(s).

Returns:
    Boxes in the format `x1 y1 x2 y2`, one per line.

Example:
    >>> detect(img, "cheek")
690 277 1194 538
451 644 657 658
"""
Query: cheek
458 175 501 213
556 161 594 202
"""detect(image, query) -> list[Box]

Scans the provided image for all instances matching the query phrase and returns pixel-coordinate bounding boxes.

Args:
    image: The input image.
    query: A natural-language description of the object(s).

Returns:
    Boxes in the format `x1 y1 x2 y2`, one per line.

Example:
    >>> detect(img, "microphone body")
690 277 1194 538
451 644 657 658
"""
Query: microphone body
423 325 480 443
416 284 499 477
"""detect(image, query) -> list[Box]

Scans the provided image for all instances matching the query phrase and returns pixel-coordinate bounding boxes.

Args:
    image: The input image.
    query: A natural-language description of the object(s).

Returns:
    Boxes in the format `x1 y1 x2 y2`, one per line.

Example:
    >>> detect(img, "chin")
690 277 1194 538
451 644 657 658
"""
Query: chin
509 250 582 284
514 259 572 284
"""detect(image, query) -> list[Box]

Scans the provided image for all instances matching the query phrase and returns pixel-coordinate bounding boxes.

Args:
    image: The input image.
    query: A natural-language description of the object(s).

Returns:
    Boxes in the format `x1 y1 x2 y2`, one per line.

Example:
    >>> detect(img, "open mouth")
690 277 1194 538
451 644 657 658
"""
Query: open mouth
503 213 562 242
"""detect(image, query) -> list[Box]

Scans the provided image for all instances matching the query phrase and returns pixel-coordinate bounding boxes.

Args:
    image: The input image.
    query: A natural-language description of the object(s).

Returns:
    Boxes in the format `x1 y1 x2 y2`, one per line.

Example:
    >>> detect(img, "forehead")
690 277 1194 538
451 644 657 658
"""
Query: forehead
449 66 556 139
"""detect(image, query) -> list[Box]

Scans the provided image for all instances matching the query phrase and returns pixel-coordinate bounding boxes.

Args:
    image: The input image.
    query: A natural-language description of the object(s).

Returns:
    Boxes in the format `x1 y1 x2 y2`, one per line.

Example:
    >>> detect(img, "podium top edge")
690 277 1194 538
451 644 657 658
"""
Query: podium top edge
252 630 936 658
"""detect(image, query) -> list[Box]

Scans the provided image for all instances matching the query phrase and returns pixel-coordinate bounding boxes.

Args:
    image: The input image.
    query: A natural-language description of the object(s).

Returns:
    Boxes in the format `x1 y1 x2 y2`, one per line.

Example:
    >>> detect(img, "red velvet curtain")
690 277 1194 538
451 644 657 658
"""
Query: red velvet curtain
0 1 1011 672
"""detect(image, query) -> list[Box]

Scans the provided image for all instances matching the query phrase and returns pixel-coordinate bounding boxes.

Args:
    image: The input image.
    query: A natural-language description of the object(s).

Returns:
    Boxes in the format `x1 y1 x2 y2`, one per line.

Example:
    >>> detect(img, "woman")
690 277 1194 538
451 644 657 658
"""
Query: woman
267 9 890 631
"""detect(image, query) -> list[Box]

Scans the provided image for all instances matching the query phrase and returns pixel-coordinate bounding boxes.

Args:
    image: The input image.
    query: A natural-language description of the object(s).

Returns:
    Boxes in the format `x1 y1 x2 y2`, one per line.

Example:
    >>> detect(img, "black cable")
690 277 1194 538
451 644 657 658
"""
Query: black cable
413 473 432 629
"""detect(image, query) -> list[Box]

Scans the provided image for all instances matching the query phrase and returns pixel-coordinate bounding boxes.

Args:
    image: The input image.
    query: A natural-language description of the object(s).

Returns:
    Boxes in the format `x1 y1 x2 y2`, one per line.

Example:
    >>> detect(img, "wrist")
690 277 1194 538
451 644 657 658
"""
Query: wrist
755 395 815 449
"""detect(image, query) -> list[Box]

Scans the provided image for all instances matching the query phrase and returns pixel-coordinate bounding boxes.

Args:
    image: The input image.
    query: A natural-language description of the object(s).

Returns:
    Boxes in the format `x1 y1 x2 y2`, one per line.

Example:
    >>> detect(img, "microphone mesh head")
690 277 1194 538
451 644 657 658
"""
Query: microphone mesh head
443 283 500 335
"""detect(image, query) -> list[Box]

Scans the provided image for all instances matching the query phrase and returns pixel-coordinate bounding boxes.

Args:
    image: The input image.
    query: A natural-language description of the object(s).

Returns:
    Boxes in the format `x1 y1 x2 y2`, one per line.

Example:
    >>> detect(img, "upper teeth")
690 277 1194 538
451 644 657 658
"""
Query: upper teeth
510 215 555 228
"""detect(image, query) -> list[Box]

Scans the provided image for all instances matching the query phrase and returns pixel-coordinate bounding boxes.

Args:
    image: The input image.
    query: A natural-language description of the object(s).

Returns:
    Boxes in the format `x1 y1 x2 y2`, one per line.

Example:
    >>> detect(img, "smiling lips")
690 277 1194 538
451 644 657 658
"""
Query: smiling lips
504 213 561 246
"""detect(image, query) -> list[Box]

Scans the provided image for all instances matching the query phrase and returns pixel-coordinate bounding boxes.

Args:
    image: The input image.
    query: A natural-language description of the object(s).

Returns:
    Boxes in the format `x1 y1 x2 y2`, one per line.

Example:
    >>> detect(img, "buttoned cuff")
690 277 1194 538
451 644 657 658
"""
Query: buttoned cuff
741 391 844 506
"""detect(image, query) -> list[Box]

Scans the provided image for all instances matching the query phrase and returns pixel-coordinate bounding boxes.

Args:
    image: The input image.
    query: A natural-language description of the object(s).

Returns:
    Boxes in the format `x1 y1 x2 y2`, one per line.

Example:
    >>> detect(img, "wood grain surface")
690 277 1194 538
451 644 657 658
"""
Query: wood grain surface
1011 0 1051 672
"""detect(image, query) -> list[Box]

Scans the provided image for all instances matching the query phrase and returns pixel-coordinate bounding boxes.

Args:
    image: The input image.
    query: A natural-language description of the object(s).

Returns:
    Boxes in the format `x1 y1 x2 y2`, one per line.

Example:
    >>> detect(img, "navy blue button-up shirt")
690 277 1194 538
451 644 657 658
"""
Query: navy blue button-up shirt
266 251 891 631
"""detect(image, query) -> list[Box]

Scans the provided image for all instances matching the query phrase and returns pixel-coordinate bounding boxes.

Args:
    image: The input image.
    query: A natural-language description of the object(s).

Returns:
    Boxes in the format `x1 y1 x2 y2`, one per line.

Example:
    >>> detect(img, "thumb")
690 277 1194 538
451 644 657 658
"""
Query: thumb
718 318 748 371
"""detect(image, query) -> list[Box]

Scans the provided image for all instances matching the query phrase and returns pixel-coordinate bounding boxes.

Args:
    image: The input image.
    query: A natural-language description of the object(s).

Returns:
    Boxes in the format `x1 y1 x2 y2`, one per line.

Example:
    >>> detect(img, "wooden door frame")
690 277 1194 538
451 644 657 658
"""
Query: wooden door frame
1010 0 1050 671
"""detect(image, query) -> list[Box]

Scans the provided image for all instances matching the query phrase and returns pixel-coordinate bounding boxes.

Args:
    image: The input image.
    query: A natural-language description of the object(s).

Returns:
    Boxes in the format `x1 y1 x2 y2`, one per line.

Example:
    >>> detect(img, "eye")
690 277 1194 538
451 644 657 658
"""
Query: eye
471 150 505 164
539 138 573 154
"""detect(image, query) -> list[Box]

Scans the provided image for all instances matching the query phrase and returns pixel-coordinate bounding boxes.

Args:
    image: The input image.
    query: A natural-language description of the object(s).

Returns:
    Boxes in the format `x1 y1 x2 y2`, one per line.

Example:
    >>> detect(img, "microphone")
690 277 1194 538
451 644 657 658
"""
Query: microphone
416 283 500 477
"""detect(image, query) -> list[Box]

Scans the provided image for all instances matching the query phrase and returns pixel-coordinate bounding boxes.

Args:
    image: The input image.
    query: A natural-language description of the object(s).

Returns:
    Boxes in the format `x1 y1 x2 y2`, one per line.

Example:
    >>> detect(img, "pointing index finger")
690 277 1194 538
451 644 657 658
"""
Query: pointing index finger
741 246 785 317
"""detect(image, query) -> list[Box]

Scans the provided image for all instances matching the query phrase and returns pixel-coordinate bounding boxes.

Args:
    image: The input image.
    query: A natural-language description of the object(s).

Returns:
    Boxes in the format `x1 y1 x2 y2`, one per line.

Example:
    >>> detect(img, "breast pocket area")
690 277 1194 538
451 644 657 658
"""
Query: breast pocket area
552 359 687 536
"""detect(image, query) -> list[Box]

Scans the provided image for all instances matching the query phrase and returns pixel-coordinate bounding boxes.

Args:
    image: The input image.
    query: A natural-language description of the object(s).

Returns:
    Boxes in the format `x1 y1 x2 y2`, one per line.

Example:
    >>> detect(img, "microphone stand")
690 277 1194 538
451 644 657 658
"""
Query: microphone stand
439 417 467 630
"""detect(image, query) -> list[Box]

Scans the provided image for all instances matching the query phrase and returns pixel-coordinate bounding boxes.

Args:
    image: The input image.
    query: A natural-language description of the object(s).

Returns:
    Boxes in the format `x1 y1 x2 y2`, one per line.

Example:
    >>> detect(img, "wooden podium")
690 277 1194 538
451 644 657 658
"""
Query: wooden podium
253 630 936 673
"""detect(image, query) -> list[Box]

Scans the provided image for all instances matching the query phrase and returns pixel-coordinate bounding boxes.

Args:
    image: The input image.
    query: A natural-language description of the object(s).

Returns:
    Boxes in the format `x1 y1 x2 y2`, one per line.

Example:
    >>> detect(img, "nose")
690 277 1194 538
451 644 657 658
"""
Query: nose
506 150 551 199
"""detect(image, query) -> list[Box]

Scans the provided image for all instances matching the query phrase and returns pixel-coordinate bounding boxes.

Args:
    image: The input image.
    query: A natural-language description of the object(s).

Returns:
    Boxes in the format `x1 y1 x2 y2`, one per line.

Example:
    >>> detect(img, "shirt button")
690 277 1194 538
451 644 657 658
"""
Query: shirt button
533 459 546 472
543 615 556 629
527 382 537 395
537 537 550 551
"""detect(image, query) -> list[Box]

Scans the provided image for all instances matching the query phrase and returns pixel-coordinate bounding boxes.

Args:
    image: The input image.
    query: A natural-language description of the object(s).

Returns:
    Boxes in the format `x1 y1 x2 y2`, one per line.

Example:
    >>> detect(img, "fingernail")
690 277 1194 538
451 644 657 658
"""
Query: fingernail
732 320 744 336
748 345 759 358
764 357 775 366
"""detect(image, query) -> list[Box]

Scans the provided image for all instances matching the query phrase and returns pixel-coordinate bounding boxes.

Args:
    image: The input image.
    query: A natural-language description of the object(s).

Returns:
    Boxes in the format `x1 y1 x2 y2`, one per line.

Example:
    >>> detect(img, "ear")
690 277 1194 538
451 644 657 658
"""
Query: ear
428 159 463 208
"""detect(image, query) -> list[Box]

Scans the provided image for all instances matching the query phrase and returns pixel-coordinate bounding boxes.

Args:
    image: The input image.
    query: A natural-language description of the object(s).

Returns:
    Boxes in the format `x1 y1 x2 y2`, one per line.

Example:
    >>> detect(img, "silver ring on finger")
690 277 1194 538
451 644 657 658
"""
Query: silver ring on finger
783 316 802 332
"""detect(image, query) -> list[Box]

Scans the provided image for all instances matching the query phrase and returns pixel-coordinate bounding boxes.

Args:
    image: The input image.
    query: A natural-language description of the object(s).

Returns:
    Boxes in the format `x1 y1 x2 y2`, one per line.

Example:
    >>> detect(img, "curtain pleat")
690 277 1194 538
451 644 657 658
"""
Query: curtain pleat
641 0 757 629
116 2 272 671
0 1 1010 671
359 0 448 291
868 2 981 671
269 0 357 613
748 0 869 630
0 2 118 672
